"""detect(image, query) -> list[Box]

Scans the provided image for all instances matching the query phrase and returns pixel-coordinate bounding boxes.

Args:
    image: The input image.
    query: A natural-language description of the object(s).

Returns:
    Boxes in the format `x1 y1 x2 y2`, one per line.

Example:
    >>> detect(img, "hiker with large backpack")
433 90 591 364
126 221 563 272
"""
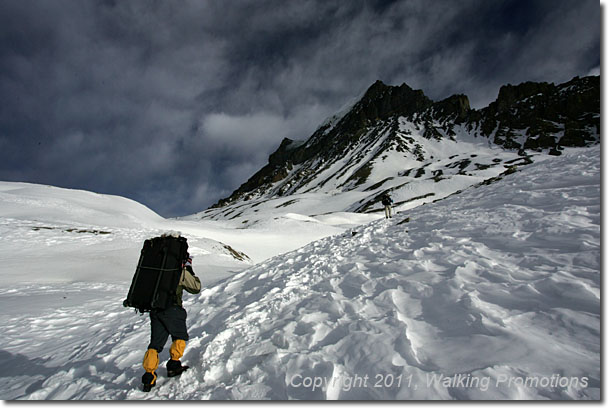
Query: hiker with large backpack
381 193 394 219
142 253 200 390
123 234 201 392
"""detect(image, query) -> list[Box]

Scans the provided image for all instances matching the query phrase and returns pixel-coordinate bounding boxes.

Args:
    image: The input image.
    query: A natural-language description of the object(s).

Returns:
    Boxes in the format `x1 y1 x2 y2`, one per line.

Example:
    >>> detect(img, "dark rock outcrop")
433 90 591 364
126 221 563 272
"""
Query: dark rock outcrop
431 94 471 122
471 76 600 151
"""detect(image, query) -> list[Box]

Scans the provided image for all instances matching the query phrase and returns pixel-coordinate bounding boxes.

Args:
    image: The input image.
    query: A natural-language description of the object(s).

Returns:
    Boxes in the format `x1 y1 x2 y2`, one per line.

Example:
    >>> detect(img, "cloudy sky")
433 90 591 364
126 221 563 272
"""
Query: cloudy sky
0 0 600 216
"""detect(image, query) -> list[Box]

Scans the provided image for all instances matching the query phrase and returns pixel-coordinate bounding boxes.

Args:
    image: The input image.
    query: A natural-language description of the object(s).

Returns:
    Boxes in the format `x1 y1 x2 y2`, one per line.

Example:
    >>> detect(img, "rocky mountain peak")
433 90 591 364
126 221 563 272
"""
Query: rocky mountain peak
209 76 599 210
354 80 433 123
473 76 600 152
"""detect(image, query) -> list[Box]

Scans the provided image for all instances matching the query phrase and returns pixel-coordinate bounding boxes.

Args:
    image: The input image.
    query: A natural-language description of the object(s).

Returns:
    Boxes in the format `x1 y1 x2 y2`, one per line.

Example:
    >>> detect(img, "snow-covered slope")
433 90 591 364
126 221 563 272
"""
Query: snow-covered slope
193 121 534 227
0 182 165 228
201 76 599 228
0 181 371 287
180 118 528 268
0 146 599 400
0 182 256 286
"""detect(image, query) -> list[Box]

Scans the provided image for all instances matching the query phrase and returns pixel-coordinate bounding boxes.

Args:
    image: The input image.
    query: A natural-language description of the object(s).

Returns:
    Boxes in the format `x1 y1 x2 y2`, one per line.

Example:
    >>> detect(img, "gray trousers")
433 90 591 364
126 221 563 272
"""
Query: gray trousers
148 305 189 353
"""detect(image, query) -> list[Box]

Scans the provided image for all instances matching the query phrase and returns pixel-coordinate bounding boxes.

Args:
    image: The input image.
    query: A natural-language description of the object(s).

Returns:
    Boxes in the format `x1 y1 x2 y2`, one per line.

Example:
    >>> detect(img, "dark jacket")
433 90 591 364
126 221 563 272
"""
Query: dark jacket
381 195 393 206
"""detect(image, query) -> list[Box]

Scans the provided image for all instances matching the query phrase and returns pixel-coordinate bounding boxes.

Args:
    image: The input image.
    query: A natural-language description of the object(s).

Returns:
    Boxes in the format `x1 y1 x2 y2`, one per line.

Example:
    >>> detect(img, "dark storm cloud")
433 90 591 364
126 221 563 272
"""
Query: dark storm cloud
0 0 600 216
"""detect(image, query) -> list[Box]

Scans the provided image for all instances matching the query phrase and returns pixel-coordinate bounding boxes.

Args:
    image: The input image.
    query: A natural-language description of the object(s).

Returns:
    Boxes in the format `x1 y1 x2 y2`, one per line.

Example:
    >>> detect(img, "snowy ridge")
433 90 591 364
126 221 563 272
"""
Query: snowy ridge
198 118 533 226
0 182 164 228
315 89 366 135
0 146 599 400
205 76 599 226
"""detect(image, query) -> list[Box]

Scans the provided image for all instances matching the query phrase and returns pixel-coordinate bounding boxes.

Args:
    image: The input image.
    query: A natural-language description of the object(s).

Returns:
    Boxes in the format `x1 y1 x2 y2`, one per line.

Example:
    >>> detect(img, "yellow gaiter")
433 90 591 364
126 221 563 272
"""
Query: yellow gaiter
170 340 186 361
142 348 159 373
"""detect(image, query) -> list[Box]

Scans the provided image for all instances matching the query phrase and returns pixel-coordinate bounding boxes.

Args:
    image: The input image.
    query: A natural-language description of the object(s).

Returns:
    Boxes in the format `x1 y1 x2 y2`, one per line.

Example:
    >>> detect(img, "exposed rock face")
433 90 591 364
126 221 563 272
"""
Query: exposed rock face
431 94 471 122
471 76 600 151
211 76 599 209
352 80 433 124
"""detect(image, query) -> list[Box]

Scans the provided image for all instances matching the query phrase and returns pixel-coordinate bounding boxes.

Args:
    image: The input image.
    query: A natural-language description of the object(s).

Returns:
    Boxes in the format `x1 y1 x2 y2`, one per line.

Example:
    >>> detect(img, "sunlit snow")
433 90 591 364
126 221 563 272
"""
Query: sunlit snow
0 147 600 400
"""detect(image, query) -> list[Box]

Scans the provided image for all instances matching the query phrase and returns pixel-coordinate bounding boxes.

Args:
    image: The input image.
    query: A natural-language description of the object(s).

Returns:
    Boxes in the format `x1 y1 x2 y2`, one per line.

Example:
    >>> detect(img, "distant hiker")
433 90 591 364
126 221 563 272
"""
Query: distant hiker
381 193 394 219
141 253 201 392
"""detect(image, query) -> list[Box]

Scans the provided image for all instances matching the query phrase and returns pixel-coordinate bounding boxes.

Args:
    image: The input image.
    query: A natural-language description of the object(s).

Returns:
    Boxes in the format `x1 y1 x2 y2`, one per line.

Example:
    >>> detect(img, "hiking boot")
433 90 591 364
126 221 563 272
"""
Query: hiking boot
142 371 157 392
167 359 189 377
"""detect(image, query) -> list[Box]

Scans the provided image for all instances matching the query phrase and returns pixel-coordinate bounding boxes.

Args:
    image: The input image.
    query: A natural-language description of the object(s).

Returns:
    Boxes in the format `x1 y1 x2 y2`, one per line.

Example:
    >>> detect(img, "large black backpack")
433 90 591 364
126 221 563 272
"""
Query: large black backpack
123 235 189 313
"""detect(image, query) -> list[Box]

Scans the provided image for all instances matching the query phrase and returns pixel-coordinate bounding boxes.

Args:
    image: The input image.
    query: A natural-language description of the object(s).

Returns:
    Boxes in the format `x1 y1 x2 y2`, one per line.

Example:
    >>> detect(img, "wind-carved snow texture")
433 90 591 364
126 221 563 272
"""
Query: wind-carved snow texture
0 147 600 400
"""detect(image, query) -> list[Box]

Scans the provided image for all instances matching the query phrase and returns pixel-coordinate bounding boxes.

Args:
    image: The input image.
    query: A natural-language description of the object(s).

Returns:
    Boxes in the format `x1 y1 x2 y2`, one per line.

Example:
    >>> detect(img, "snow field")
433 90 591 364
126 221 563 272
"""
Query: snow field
0 147 600 400
151 147 599 399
